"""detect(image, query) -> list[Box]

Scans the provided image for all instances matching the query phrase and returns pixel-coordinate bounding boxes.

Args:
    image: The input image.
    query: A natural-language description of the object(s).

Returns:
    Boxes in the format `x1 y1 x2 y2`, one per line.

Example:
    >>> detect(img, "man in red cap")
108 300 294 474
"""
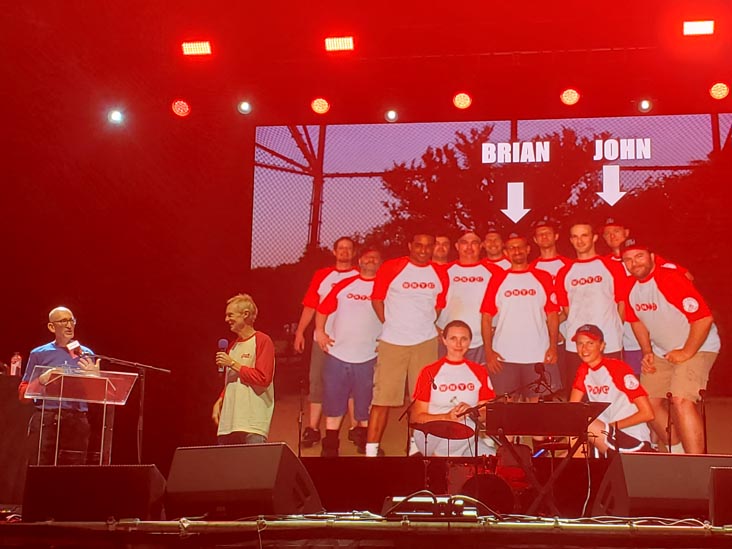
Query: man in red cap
621 238 719 454
569 324 654 454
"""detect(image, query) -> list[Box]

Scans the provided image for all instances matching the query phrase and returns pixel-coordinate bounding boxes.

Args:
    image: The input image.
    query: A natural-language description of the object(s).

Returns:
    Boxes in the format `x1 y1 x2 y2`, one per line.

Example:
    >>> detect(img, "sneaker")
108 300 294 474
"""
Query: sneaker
349 426 367 451
301 427 321 448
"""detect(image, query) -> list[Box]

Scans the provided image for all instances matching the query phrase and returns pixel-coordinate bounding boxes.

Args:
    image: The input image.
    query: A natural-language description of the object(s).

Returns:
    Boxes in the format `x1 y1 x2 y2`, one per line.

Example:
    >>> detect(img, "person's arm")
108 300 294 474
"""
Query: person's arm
212 396 223 425
314 311 334 352
293 306 316 353
630 320 655 373
410 399 469 424
481 313 503 374
545 310 559 364
665 316 714 364
372 299 385 324
568 388 584 403
614 395 654 430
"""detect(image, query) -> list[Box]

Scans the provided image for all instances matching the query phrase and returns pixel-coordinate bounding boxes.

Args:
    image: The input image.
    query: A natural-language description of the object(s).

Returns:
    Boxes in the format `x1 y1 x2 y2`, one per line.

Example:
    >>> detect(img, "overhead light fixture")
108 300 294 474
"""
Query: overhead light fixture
560 88 580 106
710 82 729 100
181 41 212 55
453 92 472 109
171 99 191 117
324 36 354 52
385 110 398 123
683 20 714 36
107 110 124 124
637 99 653 113
311 98 330 114
237 101 252 114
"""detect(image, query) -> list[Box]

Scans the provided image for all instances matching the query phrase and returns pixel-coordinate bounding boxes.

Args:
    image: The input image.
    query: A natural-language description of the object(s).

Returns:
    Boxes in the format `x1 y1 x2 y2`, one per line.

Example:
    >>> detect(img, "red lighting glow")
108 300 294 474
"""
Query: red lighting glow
560 88 580 106
324 36 354 52
311 98 330 114
172 100 191 117
181 41 212 55
710 82 729 100
683 20 714 36
452 92 472 109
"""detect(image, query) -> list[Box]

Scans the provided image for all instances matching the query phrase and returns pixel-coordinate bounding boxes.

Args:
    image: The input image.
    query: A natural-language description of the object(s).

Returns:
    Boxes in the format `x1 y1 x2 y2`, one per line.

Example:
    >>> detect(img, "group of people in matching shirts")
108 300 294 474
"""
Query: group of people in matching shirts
293 217 720 458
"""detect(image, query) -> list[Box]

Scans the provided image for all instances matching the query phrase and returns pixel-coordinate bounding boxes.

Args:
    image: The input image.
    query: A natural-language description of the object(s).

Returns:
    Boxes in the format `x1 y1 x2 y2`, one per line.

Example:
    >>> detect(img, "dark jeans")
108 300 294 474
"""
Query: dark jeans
27 409 90 465
217 432 267 445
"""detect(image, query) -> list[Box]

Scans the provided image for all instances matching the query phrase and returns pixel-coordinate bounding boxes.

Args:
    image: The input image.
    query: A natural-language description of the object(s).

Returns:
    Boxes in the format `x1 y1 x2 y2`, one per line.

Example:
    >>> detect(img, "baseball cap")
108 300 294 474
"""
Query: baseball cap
532 217 557 231
619 237 650 254
571 324 604 342
601 217 625 230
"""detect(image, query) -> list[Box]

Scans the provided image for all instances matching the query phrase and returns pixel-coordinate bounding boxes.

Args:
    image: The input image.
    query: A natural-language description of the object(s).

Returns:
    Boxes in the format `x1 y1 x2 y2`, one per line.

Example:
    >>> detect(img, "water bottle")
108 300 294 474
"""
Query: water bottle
9 352 22 376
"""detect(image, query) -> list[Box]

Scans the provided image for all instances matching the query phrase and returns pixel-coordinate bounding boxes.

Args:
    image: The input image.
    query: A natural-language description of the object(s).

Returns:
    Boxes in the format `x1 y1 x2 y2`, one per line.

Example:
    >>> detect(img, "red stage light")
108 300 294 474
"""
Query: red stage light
324 36 354 52
560 89 580 106
710 83 729 100
181 41 212 55
453 92 472 109
683 20 714 36
172 100 191 117
311 98 330 114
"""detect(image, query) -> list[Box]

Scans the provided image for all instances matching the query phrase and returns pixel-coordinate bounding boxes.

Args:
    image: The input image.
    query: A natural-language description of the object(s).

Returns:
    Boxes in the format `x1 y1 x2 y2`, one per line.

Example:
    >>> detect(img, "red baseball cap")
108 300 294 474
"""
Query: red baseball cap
571 324 604 342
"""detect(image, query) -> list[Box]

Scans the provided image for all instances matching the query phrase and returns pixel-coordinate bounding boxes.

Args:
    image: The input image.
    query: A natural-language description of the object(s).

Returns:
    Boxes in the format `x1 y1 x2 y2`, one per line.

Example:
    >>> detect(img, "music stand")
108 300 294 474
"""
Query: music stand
25 365 138 466
481 401 609 515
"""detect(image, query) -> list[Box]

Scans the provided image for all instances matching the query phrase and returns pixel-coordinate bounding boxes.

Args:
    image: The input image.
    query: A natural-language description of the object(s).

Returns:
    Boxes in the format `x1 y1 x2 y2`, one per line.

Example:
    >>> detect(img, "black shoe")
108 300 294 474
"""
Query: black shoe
301 427 321 448
321 431 339 457
349 426 367 452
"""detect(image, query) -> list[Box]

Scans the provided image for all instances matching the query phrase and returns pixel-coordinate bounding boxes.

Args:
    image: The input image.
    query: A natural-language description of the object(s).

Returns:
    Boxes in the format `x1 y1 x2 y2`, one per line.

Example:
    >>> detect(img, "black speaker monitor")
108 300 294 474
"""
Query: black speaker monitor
165 442 323 519
22 465 165 522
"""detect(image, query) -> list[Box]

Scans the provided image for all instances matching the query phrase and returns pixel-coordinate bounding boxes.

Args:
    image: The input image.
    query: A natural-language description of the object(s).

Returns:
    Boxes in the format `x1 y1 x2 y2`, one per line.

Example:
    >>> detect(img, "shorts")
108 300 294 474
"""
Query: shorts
322 354 375 421
490 362 562 400
372 338 438 407
641 351 717 402
307 343 326 403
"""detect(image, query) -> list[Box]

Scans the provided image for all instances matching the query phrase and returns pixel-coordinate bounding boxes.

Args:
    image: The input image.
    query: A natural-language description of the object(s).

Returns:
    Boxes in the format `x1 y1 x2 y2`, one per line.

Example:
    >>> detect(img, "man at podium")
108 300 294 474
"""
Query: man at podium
18 306 100 465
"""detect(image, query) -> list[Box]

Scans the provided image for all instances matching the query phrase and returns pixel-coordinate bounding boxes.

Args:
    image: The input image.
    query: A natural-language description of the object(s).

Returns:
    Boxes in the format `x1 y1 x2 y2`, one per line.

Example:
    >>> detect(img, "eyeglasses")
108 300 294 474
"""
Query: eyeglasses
51 318 77 326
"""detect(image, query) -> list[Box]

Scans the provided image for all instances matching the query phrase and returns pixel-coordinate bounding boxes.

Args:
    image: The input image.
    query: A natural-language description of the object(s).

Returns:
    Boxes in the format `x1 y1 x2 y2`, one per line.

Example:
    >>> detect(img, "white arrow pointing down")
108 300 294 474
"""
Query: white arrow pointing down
501 181 530 223
597 165 626 206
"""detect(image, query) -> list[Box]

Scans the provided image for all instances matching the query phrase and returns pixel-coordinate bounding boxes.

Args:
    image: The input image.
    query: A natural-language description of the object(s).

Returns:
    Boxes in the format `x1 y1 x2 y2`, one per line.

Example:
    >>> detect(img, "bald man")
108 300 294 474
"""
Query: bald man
19 306 99 465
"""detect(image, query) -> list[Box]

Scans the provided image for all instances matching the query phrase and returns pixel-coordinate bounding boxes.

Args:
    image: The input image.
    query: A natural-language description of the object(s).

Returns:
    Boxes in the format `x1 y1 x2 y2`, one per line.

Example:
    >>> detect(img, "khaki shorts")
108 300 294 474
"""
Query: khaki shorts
372 338 438 406
308 343 326 403
641 351 717 402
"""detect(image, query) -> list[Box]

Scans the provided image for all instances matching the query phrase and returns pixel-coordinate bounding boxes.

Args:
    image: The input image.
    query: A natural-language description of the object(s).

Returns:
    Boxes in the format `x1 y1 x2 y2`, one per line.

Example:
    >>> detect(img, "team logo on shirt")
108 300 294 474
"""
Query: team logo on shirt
682 297 699 313
402 281 436 289
453 276 485 283
634 302 658 312
503 288 537 297
346 293 371 301
624 375 639 390
438 382 476 392
240 353 251 359
586 384 610 395
570 275 603 286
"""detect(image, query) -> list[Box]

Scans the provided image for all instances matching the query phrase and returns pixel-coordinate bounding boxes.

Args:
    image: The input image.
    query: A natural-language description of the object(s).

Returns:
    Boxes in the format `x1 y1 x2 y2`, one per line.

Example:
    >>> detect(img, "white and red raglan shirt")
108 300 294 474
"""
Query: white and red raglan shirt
531 255 573 341
480 268 559 364
436 261 501 349
413 357 495 456
625 265 720 357
573 357 651 446
371 257 449 346
302 266 359 341
608 253 690 352
218 331 275 438
555 256 626 354
484 257 512 271
317 275 382 364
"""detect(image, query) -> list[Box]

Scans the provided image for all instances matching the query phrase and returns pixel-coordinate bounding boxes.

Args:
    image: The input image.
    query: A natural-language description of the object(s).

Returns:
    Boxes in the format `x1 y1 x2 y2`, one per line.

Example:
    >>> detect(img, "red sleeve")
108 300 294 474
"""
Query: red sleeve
655 254 689 276
317 275 358 315
371 257 408 301
605 358 648 400
413 361 441 402
479 269 508 315
654 267 713 322
624 279 640 322
600 256 629 304
572 362 590 393
18 380 29 401
302 267 333 308
532 268 559 314
466 360 495 401
433 264 450 310
554 263 571 307
237 332 275 387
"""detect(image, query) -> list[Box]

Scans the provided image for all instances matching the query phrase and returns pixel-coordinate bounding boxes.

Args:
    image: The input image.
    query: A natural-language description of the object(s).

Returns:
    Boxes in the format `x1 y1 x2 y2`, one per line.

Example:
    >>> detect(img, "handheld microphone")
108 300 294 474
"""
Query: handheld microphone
67 340 84 359
217 338 229 373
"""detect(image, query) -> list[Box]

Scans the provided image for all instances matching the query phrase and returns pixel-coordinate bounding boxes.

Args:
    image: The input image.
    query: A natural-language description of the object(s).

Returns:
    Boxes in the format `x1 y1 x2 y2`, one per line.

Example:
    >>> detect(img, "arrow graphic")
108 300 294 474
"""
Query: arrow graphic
501 181 530 223
597 165 626 206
